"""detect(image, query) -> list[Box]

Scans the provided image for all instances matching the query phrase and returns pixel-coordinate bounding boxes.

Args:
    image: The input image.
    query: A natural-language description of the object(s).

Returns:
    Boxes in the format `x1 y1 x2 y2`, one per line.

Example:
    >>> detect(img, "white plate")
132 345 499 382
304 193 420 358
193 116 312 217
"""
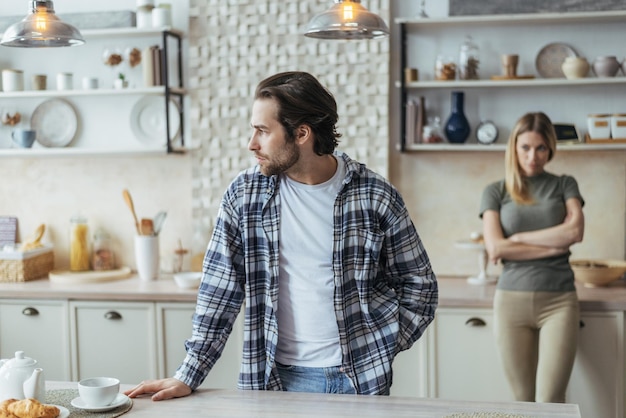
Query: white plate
31 99 78 147
70 393 130 412
50 405 69 418
535 42 578 78
130 95 181 147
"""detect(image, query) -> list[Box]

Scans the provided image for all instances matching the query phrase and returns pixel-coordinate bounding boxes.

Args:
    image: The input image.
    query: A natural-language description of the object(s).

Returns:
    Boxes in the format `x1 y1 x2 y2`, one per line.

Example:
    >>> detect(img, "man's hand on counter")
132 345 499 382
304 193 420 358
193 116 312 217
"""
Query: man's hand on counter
124 378 192 401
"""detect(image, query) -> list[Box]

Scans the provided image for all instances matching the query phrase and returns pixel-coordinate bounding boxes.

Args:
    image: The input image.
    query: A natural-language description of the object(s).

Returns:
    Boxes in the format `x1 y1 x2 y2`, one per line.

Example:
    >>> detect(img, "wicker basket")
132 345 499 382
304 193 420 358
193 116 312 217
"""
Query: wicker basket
0 245 54 282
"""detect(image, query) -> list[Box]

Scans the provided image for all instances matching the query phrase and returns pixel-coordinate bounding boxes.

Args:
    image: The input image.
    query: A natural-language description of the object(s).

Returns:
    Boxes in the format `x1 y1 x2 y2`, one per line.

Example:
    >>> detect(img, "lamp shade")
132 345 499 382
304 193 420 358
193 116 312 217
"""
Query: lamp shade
305 0 389 40
1 0 85 48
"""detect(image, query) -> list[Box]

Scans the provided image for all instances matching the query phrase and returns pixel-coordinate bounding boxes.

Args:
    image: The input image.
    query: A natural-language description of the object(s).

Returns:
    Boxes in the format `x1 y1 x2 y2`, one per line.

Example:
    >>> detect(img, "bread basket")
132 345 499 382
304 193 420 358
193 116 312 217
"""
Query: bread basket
0 245 54 282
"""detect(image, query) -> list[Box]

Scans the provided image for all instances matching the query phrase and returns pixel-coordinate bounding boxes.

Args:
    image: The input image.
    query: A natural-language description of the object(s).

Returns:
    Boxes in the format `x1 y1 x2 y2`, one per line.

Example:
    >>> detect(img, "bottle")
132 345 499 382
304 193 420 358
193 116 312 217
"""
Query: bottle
444 91 471 144
92 228 115 271
422 116 444 143
435 55 456 81
458 35 479 80
70 214 90 271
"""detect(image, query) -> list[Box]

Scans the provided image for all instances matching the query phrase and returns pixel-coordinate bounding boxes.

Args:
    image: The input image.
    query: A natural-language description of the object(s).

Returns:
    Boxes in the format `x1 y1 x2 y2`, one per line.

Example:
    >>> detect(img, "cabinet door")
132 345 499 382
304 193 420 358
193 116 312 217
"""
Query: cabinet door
390 327 431 397
69 301 157 384
431 308 512 402
0 299 71 380
567 311 624 418
156 303 243 389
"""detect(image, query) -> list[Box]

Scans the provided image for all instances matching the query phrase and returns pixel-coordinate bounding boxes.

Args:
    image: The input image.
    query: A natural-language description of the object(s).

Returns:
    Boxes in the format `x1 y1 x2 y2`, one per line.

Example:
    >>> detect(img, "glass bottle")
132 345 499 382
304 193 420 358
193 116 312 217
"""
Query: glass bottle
422 116 444 143
92 228 115 271
458 35 479 80
435 55 456 81
444 91 471 143
70 214 90 271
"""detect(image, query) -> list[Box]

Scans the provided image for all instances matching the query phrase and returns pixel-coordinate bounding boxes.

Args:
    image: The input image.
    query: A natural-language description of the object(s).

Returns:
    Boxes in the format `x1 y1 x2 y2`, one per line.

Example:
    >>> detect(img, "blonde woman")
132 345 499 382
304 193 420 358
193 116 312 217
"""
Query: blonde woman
480 112 584 403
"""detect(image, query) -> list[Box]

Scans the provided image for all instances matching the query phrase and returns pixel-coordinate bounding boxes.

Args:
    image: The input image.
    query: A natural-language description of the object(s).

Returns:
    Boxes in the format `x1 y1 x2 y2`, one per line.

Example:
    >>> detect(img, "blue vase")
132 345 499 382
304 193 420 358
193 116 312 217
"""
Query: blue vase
444 91 470 143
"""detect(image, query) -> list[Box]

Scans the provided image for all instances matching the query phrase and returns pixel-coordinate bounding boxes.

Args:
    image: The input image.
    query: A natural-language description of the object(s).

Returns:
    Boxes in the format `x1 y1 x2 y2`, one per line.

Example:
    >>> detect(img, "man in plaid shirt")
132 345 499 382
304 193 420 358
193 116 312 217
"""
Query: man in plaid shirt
126 71 437 400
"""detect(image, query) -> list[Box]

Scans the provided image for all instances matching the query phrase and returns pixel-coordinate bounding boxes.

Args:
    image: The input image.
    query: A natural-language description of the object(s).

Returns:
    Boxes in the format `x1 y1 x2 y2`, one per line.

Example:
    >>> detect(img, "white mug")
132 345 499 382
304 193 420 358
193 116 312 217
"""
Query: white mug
56 72 73 90
134 235 160 281
82 76 99 90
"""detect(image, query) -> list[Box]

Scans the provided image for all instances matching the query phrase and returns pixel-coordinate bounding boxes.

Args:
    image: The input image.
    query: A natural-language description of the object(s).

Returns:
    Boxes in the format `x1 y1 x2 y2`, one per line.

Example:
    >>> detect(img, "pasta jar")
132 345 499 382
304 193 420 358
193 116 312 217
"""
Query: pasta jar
92 228 115 271
458 35 479 80
70 214 90 271
435 55 456 81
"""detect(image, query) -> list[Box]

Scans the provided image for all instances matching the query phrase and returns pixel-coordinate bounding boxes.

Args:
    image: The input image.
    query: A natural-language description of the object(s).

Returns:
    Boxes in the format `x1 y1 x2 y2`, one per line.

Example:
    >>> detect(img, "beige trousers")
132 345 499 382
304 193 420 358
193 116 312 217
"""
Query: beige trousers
493 289 579 403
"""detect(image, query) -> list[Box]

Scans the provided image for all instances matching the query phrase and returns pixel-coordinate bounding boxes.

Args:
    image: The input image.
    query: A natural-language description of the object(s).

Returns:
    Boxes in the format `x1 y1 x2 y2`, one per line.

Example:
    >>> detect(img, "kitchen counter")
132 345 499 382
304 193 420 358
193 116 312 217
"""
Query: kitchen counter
46 381 581 418
1 275 626 311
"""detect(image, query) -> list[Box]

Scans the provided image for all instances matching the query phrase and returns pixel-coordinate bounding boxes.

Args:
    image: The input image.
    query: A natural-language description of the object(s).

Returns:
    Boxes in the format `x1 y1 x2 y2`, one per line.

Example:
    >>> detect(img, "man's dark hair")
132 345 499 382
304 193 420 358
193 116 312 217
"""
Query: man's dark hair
255 72 341 155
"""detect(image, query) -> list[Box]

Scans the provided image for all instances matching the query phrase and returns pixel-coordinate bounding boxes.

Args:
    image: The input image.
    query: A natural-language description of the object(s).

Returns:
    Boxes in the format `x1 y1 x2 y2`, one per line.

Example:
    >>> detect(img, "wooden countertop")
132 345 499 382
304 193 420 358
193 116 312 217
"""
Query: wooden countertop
46 381 581 418
1 274 626 311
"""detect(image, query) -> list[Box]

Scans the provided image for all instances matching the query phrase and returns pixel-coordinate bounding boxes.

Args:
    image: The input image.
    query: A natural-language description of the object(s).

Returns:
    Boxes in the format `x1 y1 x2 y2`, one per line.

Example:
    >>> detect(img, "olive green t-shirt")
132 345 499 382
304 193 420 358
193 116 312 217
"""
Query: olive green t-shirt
479 171 584 292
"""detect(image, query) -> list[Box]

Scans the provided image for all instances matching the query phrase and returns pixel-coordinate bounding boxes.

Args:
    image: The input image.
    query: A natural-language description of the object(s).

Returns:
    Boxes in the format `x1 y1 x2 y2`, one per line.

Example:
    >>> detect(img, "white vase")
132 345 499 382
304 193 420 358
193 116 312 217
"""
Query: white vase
561 57 589 79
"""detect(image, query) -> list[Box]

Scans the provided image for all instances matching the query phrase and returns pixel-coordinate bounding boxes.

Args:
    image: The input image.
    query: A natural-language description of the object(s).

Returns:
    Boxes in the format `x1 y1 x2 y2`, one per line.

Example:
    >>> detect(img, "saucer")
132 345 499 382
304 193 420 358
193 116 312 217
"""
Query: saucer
70 393 130 412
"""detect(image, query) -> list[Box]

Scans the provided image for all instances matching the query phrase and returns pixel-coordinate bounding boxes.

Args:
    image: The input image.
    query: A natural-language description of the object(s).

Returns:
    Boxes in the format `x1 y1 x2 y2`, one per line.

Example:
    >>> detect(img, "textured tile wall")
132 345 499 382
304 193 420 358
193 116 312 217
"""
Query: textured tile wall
187 0 390 231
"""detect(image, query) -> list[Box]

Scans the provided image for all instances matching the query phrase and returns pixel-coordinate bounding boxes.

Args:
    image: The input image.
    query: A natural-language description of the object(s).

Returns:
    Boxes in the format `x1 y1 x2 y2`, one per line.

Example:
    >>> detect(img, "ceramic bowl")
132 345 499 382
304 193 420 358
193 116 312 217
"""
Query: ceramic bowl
78 377 120 407
173 271 202 289
572 259 626 287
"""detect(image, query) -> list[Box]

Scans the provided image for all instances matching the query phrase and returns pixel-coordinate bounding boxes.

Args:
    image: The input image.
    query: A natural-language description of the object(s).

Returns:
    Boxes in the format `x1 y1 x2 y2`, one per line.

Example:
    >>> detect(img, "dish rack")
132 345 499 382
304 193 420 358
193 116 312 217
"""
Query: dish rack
0 245 54 282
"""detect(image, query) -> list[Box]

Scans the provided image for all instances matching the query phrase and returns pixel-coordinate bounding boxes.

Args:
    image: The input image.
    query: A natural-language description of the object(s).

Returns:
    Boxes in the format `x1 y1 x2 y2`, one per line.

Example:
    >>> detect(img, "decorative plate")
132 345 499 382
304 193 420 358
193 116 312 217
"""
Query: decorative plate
535 43 578 78
130 95 181 147
31 99 78 147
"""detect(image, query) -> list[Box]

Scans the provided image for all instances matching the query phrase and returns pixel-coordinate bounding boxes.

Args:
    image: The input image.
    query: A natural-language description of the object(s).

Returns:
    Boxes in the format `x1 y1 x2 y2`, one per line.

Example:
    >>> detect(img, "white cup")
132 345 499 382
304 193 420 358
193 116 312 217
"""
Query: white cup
151 6 172 27
82 76 99 90
2 69 24 92
56 72 73 90
134 235 159 281
78 377 120 407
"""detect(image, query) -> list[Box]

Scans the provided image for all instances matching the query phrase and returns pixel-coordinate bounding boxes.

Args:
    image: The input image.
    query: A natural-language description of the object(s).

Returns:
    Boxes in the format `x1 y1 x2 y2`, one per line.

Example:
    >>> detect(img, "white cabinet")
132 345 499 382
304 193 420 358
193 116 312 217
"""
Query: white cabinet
390 327 431 397
156 303 243 389
429 308 512 402
396 11 626 152
69 301 158 384
568 311 624 418
0 299 71 380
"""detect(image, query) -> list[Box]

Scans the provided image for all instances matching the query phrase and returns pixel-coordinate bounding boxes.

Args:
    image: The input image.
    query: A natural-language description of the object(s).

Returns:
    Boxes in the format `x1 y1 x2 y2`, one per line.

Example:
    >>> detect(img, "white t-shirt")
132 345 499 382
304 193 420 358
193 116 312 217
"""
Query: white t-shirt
275 156 346 367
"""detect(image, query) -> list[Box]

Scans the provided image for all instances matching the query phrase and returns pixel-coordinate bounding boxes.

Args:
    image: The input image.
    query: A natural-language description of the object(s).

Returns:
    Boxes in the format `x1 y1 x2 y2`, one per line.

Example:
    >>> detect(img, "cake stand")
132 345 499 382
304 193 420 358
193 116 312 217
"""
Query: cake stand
454 240 497 285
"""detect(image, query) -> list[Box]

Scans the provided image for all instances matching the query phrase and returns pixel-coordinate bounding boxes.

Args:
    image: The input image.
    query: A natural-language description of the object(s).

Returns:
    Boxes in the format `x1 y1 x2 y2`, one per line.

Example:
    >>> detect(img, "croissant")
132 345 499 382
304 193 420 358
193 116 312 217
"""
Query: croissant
0 398 18 418
7 399 59 418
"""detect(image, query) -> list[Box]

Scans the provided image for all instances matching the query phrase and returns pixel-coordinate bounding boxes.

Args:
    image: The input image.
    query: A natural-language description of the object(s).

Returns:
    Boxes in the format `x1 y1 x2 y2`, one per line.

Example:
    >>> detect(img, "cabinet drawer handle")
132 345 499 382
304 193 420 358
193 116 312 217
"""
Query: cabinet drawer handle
104 311 122 320
579 320 585 329
22 307 39 316
465 317 486 327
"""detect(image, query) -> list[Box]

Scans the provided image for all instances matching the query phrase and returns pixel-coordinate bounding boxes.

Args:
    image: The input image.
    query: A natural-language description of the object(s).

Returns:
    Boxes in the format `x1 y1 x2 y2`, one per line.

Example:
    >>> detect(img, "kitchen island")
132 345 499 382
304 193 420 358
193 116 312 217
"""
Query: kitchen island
46 381 581 418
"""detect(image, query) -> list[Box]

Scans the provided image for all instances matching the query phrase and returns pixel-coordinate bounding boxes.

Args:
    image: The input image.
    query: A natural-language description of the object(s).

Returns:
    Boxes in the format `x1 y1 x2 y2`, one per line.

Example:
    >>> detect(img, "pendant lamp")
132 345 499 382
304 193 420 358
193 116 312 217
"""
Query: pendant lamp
1 1 85 48
305 0 389 40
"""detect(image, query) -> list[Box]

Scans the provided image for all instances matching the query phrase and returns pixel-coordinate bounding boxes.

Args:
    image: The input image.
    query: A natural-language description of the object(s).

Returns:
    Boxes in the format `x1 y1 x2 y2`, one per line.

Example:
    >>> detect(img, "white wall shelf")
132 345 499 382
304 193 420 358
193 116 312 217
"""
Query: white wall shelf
0 147 193 158
0 86 186 99
396 10 626 27
404 143 626 152
402 77 626 89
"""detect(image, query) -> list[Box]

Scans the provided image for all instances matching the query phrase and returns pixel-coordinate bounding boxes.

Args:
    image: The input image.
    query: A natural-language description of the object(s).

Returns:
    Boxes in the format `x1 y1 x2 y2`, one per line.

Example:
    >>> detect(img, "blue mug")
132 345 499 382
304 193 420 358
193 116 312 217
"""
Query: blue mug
11 129 36 148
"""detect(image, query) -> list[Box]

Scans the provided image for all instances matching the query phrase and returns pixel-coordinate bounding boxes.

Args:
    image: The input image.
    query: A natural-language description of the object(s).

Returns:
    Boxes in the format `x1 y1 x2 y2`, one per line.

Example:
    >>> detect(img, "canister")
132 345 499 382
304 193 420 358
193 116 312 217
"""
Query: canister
2 69 24 92
152 4 172 27
611 114 626 139
70 214 90 271
56 72 73 90
587 114 611 140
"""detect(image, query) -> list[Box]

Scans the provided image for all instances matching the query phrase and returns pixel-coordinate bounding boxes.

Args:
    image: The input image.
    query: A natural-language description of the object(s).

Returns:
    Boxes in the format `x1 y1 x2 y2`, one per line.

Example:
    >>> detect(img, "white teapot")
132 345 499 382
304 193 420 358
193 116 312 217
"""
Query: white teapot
0 351 45 402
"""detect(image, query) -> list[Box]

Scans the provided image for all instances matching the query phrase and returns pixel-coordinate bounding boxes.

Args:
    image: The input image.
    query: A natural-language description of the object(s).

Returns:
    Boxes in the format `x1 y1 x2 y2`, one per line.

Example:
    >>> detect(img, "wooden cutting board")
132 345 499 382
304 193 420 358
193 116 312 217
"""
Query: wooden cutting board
49 266 132 284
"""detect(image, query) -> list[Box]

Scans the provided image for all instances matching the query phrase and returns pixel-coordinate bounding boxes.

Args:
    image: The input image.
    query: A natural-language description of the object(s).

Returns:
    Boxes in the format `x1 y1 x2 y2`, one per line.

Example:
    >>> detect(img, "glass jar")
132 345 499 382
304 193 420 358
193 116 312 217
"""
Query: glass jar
435 55 456 81
70 214 90 271
458 35 479 80
422 116 445 143
92 228 115 271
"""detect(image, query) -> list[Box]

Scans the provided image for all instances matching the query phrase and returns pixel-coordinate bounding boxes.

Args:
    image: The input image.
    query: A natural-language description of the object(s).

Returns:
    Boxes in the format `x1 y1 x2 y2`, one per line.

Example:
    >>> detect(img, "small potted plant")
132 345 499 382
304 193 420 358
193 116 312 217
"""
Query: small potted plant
113 73 129 89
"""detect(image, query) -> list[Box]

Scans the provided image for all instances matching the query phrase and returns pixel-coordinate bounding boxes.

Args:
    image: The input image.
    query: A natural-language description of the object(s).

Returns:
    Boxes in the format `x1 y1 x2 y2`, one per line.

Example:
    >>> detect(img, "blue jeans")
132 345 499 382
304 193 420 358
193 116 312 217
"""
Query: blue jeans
276 362 356 394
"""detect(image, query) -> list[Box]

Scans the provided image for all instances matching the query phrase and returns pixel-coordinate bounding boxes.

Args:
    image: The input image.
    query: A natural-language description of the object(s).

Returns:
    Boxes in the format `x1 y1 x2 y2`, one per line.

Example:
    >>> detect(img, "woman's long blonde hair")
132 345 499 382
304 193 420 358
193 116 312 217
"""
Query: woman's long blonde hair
504 112 557 204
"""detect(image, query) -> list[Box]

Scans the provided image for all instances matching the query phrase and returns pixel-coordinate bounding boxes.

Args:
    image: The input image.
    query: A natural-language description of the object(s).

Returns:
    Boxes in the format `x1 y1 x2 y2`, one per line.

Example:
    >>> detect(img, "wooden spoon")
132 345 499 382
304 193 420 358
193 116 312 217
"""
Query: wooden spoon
141 218 154 236
122 189 141 235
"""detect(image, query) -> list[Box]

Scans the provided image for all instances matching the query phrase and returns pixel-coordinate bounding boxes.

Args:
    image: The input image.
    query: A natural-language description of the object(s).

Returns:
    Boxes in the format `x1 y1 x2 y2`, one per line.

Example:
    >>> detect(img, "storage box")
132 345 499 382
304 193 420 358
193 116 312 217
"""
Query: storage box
0 245 54 282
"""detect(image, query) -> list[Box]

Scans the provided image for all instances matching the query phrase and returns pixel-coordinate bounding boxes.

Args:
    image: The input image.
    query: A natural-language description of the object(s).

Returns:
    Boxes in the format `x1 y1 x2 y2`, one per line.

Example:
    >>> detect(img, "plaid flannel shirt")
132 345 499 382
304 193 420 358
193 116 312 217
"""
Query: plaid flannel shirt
174 152 438 395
